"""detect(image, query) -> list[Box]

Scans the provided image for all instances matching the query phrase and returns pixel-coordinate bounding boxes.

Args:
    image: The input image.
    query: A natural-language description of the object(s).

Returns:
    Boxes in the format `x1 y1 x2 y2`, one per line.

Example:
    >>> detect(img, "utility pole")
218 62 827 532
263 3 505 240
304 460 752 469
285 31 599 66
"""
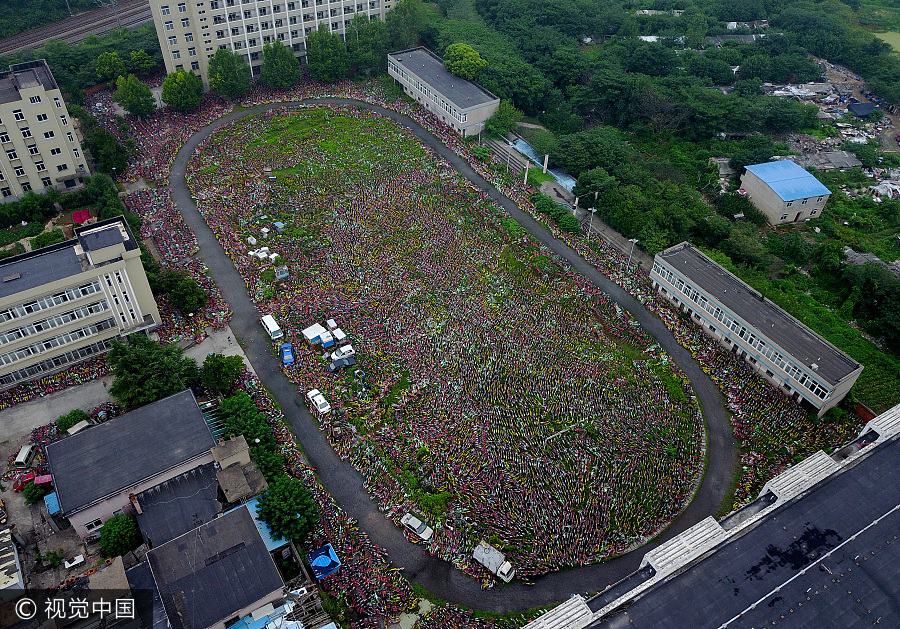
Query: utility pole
95 0 122 28
589 208 597 238
627 238 639 267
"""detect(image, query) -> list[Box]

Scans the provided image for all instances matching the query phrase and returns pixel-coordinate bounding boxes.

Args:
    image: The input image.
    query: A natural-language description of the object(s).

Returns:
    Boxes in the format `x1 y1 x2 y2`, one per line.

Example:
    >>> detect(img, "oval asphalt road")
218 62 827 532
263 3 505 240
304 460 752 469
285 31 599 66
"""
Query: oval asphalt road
168 99 737 613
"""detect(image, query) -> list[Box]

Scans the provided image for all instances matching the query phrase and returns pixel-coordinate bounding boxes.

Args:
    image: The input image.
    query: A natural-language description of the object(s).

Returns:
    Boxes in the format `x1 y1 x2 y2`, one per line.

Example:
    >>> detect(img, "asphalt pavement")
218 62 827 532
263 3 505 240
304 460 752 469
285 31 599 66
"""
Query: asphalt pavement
167 99 738 612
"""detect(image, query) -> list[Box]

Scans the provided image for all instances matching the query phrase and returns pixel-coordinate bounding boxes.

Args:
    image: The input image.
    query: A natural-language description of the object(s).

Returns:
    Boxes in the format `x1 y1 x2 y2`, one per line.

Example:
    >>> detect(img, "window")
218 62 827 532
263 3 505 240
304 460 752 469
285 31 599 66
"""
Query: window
288 1 295 8
275 18 282 26
161 4 171 13
260 20 269 28
50 147 61 156
210 0 219 7
801 199 808 205
28 145 38 155
184 33 193 42
780 214 788 221
60 115 68 126
13 109 24 121
0 171 3 180
244 9 251 17
53 97 62 108
36 113 48 121
41 177 51 188
84 519 104 532
188 47 197 56
263 35 271 43
0 188 10 198
57 164 68 172
182 17 190 26
248 38 256 46
786 201 793 207
273 3 281 11
246 23 255 31
191 61 200 70
0 132 7 143
165 20 174 29
73 148 80 158
35 161 45 172
66 132 74 142
173 50 181 59
259 6 267 13
20 127 31 139
216 29 225 37
817 196 823 202
231 27 239 35
6 149 17 160
43 131 54 139
29 95 41 104
234 41 243 49
21 182 31 192
810 209 818 216
178 2 187 10
14 166 25 177
169 35 178 44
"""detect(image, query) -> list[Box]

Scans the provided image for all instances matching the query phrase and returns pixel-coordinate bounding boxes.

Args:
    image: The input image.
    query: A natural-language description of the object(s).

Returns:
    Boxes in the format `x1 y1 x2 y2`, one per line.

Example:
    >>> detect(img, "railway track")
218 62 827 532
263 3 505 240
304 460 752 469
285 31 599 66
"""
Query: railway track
0 0 153 57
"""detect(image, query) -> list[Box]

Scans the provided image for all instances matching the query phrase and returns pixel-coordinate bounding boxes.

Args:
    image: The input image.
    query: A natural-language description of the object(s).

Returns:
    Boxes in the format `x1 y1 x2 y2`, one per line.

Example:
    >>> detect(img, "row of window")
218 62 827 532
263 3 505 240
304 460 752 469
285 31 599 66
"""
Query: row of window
0 339 111 387
0 117 68 143
388 61 468 124
653 262 830 400
0 176 56 197
0 317 116 366
0 281 103 323
0 98 64 127
0 300 110 347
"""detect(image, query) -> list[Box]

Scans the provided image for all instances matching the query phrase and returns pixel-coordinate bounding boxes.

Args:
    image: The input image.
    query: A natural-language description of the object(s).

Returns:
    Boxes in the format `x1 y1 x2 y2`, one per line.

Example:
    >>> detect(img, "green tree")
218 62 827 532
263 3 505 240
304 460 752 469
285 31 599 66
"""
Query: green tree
255 475 318 545
96 51 126 83
56 409 90 433
260 39 301 89
305 25 350 82
201 353 245 395
207 48 252 98
685 14 709 49
346 13 390 75
99 514 142 558
161 68 203 111
129 49 156 74
443 42 488 80
386 0 426 49
23 481 50 505
114 74 155 117
573 166 616 200
169 276 208 313
107 334 199 407
484 99 522 136
218 392 285 481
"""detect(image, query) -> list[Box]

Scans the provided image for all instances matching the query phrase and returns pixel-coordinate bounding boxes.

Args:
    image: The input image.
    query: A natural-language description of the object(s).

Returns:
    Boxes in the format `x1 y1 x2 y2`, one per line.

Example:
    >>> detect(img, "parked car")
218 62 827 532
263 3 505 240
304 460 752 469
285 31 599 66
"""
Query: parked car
330 344 355 361
280 343 295 365
401 512 434 541
327 356 357 372
306 389 331 414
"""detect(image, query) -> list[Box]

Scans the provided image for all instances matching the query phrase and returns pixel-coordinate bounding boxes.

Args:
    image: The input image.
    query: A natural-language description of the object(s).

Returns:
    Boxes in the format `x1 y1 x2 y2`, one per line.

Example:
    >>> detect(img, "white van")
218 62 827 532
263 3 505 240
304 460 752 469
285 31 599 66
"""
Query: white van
261 315 284 340
14 445 36 470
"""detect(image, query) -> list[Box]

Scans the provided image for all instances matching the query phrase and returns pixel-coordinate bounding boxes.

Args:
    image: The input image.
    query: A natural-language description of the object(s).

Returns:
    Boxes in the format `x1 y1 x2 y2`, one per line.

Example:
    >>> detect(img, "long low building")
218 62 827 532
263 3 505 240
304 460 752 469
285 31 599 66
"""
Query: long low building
388 47 500 137
650 242 861 415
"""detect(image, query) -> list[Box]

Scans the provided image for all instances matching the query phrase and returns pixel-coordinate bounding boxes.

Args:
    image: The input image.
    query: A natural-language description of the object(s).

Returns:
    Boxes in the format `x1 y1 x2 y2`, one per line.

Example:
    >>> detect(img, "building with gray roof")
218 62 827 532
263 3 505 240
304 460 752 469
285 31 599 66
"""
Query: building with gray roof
147 507 284 629
46 389 216 538
388 47 500 137
650 242 861 414
0 216 161 390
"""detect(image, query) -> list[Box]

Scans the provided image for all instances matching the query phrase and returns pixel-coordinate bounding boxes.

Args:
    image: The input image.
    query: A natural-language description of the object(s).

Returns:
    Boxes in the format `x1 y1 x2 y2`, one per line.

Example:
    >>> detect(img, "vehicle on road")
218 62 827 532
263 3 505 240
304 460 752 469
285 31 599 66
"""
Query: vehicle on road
261 314 283 340
401 512 434 541
330 344 355 361
306 389 331 414
473 540 515 582
280 343 295 365
327 357 356 372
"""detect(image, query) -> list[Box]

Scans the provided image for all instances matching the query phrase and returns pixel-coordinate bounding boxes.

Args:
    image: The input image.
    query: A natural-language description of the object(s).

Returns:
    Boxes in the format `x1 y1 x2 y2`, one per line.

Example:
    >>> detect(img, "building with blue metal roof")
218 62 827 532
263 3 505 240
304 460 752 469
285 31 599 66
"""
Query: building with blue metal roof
740 160 831 225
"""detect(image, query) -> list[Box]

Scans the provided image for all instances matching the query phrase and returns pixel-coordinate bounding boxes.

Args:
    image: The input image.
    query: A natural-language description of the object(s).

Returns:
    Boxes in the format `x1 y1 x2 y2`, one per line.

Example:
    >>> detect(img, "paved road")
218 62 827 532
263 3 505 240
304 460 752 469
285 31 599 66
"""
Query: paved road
168 100 738 612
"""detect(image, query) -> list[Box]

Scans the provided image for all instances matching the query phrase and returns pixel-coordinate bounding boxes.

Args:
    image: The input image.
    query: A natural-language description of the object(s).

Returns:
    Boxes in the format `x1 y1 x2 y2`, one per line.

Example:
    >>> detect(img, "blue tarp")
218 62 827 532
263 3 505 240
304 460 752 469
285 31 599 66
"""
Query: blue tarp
308 544 341 579
44 491 60 515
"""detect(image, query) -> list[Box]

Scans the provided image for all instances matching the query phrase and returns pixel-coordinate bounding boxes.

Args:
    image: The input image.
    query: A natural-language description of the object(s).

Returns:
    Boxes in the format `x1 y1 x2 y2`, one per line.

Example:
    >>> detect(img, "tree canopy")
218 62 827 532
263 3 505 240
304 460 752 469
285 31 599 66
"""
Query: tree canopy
218 392 284 481
305 25 350 82
207 48 252 98
443 42 488 80
255 475 318 545
346 13 390 75
107 334 199 408
96 51 126 83
260 40 301 89
161 68 204 111
99 514 143 558
201 353 245 395
56 409 90 433
114 74 156 117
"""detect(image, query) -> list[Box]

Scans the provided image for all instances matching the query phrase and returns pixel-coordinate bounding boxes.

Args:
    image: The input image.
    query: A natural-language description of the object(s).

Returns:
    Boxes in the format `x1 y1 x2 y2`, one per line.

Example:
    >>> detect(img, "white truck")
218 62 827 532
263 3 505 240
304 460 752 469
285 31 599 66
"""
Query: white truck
472 541 515 582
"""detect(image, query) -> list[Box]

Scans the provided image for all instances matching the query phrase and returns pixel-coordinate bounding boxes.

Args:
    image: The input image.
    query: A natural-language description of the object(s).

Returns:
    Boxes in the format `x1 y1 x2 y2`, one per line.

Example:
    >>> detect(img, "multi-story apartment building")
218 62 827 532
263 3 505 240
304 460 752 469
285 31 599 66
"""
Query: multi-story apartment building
388 47 500 136
0 217 161 390
650 242 862 415
149 0 390 85
0 60 89 203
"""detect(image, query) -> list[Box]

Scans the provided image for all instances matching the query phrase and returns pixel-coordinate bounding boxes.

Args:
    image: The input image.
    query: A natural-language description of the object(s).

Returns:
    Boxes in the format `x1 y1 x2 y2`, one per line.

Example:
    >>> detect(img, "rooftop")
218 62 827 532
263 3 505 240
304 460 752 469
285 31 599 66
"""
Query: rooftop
46 390 216 514
655 243 860 386
0 217 138 300
744 160 831 202
0 60 57 105
147 508 284 629
848 102 877 117
588 428 900 628
136 463 222 548
389 47 499 111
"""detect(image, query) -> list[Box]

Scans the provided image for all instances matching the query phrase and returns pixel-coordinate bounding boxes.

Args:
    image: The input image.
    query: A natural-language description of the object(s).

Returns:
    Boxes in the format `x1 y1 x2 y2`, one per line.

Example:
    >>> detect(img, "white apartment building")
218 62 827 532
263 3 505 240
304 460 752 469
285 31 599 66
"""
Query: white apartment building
0 217 161 389
651 242 862 415
149 0 390 85
0 60 89 203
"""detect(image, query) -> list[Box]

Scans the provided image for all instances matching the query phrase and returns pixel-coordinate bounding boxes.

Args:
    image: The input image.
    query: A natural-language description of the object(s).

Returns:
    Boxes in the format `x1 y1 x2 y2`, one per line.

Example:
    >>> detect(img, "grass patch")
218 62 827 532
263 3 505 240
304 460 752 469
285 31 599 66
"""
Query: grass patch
524 167 555 186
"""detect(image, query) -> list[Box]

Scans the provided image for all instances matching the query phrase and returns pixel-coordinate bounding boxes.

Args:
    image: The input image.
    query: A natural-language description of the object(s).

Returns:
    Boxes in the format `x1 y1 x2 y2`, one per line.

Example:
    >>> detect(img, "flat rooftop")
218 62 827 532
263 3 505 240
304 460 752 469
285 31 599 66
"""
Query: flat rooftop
389 47 499 111
0 60 56 105
147 508 284 629
46 390 215 514
655 243 859 386
588 432 900 628
136 462 221 547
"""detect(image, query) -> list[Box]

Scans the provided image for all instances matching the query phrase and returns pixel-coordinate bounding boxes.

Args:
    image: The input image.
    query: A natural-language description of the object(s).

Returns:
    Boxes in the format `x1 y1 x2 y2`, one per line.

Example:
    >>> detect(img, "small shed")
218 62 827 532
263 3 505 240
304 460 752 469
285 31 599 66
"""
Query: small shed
302 323 328 344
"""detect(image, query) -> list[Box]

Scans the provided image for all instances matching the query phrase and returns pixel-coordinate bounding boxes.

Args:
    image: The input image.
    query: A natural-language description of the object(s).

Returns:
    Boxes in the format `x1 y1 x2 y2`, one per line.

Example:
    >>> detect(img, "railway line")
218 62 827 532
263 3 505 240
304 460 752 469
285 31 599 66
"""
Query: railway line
0 0 152 57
